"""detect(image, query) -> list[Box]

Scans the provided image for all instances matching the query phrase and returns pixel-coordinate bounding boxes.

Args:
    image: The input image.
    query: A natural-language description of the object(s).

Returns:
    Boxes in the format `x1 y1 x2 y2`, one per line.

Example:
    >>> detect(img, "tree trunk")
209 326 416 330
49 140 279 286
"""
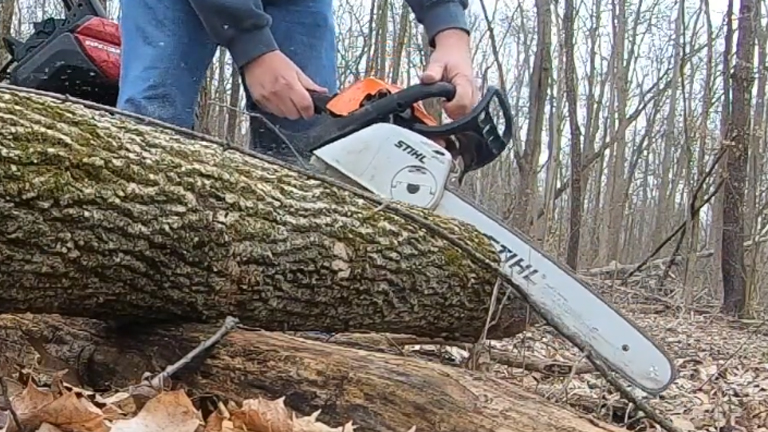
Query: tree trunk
0 314 624 432
650 0 684 250
0 85 530 341
711 0 735 302
683 0 715 305
225 65 242 145
744 0 767 316
598 0 629 265
721 0 756 316
512 0 551 233
563 0 583 270
388 2 410 84
0 0 16 64
214 47 229 139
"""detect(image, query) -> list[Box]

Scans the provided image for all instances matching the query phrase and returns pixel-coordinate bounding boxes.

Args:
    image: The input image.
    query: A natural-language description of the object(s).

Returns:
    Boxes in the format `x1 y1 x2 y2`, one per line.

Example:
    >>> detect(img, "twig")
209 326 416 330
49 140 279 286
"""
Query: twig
479 278 503 344
545 350 587 400
468 278 503 370
144 316 240 390
695 319 766 391
0 377 22 432
588 355 683 432
657 148 727 287
622 176 725 282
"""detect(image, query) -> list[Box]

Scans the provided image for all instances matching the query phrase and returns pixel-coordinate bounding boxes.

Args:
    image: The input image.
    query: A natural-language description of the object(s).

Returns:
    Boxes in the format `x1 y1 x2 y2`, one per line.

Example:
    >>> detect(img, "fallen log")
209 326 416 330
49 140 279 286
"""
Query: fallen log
0 313 624 432
298 332 598 376
0 85 529 341
580 234 768 279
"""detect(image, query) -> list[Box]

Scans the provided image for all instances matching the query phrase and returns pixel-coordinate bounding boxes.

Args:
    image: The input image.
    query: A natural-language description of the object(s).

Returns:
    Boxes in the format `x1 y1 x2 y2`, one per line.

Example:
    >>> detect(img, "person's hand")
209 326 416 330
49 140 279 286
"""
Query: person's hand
243 50 328 120
420 29 478 120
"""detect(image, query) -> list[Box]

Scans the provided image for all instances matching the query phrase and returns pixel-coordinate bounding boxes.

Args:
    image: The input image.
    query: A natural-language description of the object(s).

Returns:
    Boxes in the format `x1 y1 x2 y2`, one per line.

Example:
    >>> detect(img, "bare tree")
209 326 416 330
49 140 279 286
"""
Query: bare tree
721 0 757 316
563 0 583 269
0 0 17 62
511 0 552 233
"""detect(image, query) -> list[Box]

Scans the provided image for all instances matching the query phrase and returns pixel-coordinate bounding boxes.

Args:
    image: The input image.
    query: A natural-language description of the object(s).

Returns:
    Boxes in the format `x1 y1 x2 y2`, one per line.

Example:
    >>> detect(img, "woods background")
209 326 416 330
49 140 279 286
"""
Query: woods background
0 0 761 316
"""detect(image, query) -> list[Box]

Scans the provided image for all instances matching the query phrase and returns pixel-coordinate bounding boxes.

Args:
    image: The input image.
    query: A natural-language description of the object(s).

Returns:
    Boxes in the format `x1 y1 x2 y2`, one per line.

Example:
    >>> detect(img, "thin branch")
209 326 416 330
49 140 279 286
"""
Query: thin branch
144 316 240 390
657 147 729 285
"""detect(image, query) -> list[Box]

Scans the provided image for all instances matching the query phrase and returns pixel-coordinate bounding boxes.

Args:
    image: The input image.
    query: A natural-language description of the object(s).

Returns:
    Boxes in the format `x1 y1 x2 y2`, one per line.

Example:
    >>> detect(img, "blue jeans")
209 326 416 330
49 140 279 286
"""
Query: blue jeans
117 0 338 162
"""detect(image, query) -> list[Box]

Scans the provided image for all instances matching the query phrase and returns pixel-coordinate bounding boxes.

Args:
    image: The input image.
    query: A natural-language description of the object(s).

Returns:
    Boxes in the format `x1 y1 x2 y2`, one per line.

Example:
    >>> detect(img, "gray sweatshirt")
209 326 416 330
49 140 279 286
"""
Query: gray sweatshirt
187 0 469 69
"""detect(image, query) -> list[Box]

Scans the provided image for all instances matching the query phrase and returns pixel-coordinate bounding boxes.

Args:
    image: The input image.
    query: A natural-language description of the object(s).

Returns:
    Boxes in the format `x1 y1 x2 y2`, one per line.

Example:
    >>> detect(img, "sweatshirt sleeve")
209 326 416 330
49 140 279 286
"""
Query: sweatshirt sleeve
405 0 470 47
186 0 278 69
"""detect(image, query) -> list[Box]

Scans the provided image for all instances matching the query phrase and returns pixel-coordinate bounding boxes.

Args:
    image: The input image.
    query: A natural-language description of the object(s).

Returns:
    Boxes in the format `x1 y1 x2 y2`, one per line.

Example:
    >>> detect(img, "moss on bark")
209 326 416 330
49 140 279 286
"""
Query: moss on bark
0 88 528 340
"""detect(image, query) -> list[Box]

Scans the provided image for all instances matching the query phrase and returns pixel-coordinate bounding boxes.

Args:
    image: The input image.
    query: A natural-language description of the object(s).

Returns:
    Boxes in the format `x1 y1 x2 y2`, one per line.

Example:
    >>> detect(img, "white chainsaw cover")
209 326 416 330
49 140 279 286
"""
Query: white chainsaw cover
312 123 454 209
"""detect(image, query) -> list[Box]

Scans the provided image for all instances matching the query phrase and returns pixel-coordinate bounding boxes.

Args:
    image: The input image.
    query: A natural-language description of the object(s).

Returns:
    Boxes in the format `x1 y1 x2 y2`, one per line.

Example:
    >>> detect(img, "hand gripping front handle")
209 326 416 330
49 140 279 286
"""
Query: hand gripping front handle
412 86 513 173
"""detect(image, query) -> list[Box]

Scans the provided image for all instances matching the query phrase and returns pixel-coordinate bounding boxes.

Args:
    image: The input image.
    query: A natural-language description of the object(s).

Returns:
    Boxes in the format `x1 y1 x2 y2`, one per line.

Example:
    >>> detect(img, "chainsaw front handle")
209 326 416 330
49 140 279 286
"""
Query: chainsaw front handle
298 82 459 152
270 81 512 173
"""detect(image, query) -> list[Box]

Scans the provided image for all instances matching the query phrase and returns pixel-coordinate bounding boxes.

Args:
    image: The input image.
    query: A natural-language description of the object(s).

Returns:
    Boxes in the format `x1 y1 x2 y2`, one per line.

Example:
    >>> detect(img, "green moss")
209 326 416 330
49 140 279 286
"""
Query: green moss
0 88 512 337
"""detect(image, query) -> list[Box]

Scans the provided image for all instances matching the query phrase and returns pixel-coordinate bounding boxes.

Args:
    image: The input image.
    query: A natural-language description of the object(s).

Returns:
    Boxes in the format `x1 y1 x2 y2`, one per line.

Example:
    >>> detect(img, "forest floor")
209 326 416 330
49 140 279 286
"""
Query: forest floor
1 277 763 432
466 278 768 432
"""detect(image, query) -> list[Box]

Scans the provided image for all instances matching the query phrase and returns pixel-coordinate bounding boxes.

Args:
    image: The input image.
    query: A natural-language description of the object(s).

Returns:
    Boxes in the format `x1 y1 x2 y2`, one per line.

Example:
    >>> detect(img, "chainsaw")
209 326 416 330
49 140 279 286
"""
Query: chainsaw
250 77 677 395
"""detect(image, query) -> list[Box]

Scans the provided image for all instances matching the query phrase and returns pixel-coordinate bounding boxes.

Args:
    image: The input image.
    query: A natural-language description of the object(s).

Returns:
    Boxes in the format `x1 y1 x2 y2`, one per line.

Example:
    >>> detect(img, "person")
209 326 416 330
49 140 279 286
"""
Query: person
117 0 478 162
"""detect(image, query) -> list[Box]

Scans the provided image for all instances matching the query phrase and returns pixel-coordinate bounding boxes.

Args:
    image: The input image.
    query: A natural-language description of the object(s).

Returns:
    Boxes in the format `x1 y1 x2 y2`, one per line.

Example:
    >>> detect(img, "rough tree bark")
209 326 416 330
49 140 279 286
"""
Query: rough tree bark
563 0 583 270
0 0 16 65
512 0 551 233
0 314 623 432
0 86 529 341
721 0 756 316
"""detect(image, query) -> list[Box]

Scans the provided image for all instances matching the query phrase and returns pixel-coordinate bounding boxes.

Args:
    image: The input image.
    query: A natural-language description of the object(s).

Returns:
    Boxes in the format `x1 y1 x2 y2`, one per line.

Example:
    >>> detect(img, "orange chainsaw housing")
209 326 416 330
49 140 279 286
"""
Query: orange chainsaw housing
325 77 439 127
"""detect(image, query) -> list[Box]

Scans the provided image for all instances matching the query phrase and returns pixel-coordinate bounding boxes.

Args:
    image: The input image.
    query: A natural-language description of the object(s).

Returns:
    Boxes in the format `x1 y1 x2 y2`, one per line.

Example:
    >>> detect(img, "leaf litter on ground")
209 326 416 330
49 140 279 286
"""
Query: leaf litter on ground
449 278 768 432
3 277 765 432
0 372 368 432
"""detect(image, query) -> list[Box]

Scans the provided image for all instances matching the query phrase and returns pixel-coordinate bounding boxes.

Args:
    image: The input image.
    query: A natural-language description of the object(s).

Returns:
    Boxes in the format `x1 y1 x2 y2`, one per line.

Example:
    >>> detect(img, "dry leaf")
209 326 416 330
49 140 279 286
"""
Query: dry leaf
670 415 696 431
35 424 64 432
0 411 8 432
96 393 137 415
1 379 23 401
95 392 131 406
100 404 127 421
11 381 55 416
24 391 108 432
109 390 201 432
292 411 357 432
205 410 235 432
125 385 159 413
231 397 292 432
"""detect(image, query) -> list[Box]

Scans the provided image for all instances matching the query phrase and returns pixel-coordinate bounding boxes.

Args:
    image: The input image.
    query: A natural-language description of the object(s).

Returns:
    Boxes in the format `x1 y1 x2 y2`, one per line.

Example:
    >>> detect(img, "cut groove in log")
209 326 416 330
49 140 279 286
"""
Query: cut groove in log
0 85 530 340
0 314 624 432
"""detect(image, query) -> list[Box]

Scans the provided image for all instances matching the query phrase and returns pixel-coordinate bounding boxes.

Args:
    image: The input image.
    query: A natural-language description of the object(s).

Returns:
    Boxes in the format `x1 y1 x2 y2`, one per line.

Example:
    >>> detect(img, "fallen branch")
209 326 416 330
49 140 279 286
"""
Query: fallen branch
145 316 240 389
0 313 624 432
657 147 727 286
299 332 597 376
582 231 768 280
